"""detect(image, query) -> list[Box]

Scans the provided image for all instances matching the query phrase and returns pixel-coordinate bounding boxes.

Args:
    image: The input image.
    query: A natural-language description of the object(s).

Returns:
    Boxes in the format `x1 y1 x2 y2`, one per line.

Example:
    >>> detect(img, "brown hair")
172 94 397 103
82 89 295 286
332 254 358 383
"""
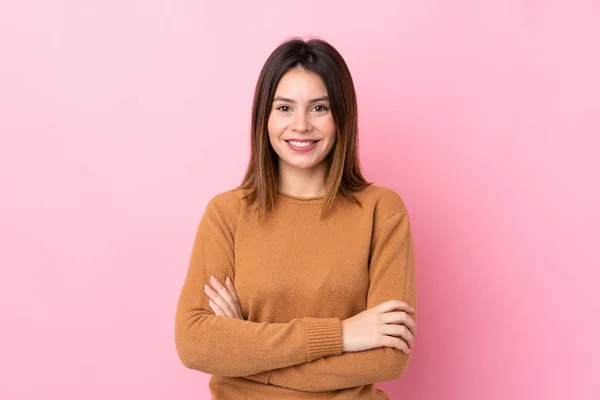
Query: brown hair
238 37 372 220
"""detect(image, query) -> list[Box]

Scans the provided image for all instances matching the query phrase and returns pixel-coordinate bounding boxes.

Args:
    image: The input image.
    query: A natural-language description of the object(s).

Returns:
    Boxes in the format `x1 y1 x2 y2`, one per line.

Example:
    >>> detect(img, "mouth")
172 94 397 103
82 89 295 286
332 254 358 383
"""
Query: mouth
285 139 320 151
285 139 320 145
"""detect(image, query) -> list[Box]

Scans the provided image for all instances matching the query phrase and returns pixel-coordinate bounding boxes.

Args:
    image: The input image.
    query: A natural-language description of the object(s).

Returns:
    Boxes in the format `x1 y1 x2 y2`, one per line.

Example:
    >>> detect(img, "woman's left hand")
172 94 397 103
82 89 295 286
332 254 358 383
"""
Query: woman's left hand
204 275 244 320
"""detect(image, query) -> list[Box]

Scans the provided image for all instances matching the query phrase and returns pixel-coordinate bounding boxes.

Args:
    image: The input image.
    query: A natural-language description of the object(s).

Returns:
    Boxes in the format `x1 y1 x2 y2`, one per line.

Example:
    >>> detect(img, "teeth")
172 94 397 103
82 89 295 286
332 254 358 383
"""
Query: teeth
289 140 315 147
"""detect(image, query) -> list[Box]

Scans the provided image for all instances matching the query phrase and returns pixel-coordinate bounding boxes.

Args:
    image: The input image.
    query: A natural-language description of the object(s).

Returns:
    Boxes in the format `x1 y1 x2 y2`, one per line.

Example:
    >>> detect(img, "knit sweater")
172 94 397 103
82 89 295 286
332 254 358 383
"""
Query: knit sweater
174 184 417 399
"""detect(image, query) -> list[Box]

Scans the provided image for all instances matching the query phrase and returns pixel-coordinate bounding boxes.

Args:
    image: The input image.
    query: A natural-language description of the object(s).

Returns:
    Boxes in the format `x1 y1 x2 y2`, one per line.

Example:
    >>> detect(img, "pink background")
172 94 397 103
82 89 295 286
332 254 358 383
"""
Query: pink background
1 1 598 399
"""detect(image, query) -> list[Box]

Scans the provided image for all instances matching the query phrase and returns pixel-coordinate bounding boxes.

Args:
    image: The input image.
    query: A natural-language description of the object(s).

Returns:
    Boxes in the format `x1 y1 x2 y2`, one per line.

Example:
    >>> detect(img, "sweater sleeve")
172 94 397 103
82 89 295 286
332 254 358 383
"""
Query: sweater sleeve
174 198 343 377
243 210 417 391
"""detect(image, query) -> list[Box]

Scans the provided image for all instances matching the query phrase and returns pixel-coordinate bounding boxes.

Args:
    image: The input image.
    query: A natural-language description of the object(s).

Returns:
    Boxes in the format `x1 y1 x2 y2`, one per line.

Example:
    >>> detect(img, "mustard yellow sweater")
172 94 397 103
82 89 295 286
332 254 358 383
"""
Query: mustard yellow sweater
174 184 417 399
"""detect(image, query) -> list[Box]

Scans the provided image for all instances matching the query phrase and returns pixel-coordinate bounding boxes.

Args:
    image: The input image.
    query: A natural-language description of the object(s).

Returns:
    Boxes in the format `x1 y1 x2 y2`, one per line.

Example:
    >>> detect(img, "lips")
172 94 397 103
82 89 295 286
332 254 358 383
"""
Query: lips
286 140 320 152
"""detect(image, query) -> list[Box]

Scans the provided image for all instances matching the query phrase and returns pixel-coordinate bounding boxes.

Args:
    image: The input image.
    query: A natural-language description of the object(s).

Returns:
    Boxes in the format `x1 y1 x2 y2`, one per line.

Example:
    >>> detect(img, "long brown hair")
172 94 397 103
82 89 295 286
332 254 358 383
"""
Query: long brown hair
238 37 372 220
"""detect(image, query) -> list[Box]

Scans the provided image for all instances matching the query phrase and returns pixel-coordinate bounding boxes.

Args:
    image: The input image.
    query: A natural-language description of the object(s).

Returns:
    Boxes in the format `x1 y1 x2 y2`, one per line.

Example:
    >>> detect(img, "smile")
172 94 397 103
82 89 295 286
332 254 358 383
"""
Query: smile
285 140 320 152
286 140 318 147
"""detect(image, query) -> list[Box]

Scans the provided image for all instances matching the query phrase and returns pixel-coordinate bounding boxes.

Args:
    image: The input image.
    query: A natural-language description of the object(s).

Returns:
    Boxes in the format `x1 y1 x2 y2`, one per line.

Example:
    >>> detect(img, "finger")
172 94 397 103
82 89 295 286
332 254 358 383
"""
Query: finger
376 299 415 314
383 311 417 335
381 335 411 354
225 277 243 318
209 277 241 319
381 324 415 349
205 283 236 318
208 299 225 317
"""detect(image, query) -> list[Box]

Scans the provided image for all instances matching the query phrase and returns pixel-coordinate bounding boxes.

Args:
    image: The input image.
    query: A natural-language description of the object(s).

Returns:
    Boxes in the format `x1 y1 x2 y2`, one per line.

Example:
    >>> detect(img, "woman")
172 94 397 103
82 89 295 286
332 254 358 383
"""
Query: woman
174 37 417 400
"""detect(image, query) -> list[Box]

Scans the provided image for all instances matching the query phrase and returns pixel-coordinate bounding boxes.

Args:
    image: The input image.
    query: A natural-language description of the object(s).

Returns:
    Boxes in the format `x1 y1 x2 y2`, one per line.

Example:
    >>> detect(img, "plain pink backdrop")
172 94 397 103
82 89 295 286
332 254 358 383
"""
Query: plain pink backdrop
1 1 598 399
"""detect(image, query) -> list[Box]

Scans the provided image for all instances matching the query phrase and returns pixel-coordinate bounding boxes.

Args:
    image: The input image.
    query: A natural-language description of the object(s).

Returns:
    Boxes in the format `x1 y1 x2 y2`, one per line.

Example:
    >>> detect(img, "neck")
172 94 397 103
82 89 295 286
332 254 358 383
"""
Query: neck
278 161 327 198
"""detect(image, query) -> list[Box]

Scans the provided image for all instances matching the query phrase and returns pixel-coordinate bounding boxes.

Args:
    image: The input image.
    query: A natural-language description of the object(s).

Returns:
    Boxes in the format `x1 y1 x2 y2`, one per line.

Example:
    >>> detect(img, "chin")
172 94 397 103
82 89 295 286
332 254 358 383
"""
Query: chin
282 159 324 170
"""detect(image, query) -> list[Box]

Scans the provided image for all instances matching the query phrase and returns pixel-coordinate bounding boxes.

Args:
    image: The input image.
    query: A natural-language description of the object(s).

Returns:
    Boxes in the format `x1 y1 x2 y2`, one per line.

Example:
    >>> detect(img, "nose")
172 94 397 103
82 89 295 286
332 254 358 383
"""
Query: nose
291 110 312 132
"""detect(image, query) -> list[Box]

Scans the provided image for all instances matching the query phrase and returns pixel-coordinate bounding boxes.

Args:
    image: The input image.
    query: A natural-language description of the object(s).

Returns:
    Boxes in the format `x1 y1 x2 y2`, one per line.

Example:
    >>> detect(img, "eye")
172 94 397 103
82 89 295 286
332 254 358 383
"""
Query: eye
313 104 329 112
276 105 292 112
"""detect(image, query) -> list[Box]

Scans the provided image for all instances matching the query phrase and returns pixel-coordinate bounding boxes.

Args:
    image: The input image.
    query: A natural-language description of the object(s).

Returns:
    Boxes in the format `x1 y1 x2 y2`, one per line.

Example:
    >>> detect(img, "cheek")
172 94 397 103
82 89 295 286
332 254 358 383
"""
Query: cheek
268 115 286 137
320 117 336 140
316 113 334 129
266 120 277 147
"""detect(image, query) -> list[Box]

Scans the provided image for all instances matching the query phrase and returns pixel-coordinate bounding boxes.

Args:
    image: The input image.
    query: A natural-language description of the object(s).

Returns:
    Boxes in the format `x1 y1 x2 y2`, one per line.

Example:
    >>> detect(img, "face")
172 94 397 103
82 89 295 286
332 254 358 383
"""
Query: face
267 68 336 173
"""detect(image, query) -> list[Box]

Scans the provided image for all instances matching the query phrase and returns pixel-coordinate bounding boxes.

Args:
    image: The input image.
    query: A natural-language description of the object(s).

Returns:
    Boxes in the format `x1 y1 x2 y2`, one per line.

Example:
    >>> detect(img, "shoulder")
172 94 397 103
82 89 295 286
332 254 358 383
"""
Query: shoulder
204 187 249 222
355 184 409 221
208 187 248 208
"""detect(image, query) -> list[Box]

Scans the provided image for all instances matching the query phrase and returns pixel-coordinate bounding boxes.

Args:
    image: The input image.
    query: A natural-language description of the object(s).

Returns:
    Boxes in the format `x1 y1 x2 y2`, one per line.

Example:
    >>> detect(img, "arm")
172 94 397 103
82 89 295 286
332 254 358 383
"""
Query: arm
174 198 343 377
243 210 417 391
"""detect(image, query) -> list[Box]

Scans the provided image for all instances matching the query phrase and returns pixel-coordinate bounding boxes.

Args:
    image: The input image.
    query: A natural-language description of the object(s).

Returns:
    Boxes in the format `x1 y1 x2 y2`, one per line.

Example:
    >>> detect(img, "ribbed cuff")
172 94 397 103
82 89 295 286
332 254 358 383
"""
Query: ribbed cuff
303 317 343 362
243 371 271 384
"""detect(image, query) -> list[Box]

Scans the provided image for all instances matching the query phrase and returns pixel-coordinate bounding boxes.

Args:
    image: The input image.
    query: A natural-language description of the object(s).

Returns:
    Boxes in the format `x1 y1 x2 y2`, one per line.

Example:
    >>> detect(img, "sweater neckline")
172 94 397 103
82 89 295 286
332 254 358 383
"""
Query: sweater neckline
277 191 325 204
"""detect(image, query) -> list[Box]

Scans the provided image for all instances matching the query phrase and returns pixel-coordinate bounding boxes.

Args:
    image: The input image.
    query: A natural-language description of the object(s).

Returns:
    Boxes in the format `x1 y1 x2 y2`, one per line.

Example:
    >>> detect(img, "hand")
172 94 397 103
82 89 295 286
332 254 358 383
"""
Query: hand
204 275 245 320
341 299 416 354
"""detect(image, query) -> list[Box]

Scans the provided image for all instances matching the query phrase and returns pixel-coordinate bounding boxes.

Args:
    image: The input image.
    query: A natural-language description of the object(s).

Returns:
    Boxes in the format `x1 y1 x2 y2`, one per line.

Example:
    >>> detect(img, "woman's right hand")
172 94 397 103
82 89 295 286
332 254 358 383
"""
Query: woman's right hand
341 299 416 354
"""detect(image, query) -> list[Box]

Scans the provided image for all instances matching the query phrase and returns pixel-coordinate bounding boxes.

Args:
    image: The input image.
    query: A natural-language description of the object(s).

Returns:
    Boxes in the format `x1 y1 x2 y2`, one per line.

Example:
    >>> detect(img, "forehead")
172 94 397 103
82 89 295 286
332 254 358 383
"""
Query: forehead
274 68 328 98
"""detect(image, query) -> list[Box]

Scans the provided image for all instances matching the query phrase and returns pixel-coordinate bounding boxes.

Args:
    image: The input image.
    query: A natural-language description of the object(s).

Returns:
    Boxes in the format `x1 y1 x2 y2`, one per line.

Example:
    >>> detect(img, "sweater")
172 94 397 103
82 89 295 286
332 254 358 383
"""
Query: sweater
174 184 417 399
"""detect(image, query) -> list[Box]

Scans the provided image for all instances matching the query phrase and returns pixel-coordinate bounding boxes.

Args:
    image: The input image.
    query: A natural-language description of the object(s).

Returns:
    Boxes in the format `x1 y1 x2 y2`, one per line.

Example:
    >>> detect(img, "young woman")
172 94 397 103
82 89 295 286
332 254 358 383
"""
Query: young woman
175 37 417 400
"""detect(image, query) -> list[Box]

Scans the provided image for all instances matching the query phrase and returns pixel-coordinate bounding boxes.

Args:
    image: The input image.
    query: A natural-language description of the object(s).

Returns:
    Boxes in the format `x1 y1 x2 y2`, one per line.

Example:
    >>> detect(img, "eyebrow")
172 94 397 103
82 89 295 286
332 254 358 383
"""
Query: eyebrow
272 96 330 103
